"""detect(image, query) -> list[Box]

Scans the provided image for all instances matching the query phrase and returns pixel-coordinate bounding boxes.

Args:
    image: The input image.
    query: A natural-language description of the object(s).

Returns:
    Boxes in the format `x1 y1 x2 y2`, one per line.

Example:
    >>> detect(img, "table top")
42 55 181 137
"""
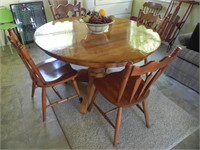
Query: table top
34 17 161 68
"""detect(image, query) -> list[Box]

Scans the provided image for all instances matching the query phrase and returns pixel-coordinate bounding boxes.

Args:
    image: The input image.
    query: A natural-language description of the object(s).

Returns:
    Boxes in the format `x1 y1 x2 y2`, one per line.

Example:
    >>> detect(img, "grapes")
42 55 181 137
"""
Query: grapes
89 16 113 24
83 10 113 24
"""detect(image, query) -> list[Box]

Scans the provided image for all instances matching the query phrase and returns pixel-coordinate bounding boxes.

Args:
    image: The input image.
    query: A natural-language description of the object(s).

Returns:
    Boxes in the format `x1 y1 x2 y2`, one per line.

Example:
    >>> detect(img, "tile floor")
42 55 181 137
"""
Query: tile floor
0 44 199 149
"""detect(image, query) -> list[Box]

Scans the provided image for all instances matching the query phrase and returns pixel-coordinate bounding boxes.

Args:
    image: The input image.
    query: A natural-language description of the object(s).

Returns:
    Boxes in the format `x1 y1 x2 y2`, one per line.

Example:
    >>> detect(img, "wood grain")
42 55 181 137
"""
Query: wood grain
34 17 161 113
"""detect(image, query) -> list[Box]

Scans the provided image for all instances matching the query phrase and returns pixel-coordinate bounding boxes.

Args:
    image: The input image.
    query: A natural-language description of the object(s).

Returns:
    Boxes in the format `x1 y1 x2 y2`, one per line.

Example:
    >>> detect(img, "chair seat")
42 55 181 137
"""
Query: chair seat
0 23 17 30
37 58 78 86
94 71 150 107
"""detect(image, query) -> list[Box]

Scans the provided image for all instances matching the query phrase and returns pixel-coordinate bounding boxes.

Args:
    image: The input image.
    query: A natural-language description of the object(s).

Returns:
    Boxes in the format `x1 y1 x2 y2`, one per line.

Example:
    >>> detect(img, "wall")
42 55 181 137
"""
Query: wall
131 0 200 34
87 0 133 18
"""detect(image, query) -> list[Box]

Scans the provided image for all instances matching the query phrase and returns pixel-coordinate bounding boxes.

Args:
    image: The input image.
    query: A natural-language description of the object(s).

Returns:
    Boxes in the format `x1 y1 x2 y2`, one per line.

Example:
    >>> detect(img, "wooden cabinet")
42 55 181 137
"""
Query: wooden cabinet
83 0 133 18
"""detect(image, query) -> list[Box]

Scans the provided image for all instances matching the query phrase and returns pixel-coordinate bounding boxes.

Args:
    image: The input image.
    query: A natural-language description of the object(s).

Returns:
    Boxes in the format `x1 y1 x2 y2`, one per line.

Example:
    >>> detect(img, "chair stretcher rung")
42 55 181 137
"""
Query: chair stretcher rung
47 95 78 108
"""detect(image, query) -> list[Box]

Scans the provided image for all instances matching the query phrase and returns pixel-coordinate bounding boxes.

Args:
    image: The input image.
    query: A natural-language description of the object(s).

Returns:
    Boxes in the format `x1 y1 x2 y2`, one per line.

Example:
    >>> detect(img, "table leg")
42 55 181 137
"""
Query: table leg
76 69 88 82
80 68 106 113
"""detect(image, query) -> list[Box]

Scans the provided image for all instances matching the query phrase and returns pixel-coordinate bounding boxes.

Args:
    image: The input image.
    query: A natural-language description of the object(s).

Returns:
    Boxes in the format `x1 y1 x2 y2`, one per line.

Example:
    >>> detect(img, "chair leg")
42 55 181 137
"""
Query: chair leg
0 37 4 51
114 107 122 146
42 87 47 122
87 88 98 112
31 82 36 98
4 30 13 54
72 79 82 102
144 58 148 64
144 58 149 77
8 44 13 54
167 42 173 52
142 99 150 128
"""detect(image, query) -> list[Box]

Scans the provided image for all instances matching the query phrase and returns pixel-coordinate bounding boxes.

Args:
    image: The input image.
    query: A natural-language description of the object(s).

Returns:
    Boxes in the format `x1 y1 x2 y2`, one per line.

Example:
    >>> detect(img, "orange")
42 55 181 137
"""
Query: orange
99 9 106 17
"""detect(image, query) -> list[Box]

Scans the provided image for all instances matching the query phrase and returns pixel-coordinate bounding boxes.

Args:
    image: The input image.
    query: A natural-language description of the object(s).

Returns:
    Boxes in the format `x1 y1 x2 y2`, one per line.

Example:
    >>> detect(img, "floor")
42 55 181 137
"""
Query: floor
0 43 199 149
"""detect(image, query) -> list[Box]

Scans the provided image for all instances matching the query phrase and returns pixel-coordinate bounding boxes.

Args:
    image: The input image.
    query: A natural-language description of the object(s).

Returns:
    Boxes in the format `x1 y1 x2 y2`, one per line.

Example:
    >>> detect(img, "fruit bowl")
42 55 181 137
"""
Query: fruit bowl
85 21 114 34
81 9 115 34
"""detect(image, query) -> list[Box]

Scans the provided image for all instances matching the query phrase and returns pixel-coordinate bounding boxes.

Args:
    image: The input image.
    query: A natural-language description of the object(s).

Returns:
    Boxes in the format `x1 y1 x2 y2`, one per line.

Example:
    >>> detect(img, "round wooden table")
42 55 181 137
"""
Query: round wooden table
34 17 161 113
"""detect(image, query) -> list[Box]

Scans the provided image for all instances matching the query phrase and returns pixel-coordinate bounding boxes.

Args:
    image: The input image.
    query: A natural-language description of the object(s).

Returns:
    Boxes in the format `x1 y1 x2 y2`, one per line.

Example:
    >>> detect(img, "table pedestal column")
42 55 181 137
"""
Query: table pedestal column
80 67 106 113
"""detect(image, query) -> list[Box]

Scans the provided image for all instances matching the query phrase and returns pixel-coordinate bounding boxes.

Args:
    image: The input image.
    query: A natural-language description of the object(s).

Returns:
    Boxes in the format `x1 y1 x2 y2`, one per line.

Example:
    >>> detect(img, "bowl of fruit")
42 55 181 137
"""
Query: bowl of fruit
82 9 114 34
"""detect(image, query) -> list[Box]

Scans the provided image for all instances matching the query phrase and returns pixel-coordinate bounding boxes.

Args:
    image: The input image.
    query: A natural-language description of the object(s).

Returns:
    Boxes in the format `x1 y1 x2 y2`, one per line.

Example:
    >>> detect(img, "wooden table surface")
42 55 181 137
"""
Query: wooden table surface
34 17 161 113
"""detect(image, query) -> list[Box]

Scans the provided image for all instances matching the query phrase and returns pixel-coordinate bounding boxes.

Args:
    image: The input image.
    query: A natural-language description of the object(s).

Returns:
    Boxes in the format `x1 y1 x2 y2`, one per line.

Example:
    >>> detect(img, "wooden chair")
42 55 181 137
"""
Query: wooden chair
131 1 162 21
137 11 164 64
142 1 162 15
49 0 79 6
57 0 68 5
50 2 86 20
137 10 162 32
88 47 182 146
48 0 68 6
160 0 199 51
131 2 162 21
7 29 82 122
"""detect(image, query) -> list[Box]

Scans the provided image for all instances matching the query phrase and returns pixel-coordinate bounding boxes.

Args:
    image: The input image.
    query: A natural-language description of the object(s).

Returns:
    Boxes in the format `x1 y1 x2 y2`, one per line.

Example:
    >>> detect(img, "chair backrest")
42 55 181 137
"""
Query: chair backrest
137 10 162 31
48 0 68 6
158 1 181 42
50 2 84 20
142 2 162 15
57 0 68 5
7 29 46 84
116 47 181 103
0 6 14 23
